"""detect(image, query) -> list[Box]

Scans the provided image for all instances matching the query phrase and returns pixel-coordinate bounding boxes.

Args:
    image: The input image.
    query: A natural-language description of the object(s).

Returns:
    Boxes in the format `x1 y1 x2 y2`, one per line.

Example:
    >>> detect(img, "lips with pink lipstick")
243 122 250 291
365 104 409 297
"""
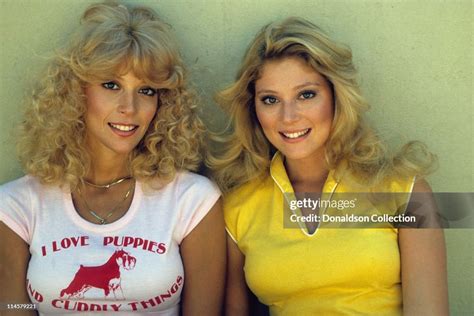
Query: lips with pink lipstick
279 128 311 142
108 122 139 136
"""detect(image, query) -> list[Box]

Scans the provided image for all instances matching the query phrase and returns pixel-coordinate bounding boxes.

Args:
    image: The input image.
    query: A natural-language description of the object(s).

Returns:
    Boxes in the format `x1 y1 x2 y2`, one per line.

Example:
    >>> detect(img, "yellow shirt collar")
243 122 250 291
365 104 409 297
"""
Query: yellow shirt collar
269 151 341 194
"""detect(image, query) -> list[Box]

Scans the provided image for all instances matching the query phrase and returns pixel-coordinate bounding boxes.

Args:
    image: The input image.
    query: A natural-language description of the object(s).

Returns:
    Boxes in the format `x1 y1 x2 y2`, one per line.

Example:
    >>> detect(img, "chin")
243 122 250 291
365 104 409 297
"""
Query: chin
281 152 312 161
279 146 324 162
108 144 139 155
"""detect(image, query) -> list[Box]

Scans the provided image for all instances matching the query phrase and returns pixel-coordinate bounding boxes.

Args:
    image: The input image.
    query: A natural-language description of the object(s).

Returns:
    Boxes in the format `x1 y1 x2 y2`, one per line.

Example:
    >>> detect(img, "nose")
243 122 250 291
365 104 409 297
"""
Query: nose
281 101 299 123
117 90 137 114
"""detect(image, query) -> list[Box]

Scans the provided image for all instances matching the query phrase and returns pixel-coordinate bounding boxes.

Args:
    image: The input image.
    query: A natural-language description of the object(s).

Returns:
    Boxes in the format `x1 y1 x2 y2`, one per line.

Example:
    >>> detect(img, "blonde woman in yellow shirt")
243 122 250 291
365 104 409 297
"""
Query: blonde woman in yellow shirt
210 17 448 315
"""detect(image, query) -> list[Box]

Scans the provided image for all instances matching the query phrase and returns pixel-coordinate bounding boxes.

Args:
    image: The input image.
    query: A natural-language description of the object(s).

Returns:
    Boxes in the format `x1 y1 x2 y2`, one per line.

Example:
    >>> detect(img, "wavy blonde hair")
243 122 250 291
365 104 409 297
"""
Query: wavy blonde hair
17 1 205 188
209 17 436 191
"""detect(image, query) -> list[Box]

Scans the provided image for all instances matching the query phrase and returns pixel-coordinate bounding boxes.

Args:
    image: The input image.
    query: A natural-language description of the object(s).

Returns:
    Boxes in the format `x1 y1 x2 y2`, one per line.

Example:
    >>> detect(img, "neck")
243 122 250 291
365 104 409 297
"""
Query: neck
86 153 130 185
284 150 329 191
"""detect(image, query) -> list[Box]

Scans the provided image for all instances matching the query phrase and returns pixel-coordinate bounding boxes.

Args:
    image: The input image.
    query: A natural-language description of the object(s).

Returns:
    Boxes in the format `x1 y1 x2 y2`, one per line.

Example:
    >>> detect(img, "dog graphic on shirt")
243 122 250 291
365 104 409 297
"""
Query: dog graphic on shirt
60 249 136 299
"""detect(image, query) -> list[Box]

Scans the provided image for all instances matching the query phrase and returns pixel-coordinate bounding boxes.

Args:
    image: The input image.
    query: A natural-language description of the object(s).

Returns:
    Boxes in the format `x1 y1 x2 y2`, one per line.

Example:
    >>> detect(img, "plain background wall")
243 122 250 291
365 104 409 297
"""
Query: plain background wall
0 0 472 314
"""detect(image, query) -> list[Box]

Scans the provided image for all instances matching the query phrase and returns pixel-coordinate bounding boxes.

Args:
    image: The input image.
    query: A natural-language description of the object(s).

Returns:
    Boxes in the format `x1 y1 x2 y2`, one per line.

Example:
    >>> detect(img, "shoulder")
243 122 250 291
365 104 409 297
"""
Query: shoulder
174 171 220 195
379 174 417 193
222 173 273 243
166 172 222 242
224 173 272 213
0 175 47 244
340 159 417 193
145 171 220 196
411 178 432 193
0 175 64 212
0 175 43 197
361 172 417 193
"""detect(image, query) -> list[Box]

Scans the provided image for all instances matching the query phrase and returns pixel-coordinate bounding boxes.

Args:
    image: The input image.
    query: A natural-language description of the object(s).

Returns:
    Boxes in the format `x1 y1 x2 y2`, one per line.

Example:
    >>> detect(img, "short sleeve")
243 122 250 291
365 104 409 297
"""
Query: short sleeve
222 179 264 245
174 172 221 243
224 181 256 244
0 176 36 244
389 175 416 215
223 197 239 244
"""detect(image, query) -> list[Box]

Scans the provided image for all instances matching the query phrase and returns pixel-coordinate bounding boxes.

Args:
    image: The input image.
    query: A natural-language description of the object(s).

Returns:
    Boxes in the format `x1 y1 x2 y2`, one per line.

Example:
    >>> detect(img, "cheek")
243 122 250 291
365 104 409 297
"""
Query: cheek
143 103 158 124
324 103 335 127
84 89 107 122
313 99 334 127
255 105 274 133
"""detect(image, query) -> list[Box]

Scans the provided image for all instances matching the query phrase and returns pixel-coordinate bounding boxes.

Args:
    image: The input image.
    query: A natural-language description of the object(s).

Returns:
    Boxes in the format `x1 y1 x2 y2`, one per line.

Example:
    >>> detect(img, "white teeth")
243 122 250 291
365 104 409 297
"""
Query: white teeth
110 123 136 132
282 128 310 139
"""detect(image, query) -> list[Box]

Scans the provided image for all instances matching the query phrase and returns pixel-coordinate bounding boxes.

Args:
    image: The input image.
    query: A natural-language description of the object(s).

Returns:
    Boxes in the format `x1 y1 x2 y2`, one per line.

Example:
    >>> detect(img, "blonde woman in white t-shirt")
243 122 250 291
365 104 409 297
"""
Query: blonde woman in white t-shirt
0 2 225 315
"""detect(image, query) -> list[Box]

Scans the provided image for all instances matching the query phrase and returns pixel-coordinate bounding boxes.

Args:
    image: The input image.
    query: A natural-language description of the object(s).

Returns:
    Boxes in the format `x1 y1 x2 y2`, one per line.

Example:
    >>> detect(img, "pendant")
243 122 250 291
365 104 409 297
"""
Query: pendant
89 210 108 225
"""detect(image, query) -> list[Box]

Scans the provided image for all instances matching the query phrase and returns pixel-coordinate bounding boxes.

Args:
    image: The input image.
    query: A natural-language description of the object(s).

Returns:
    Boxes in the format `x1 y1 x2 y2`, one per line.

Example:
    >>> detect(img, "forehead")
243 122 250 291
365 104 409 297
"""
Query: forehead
86 63 156 85
255 56 326 90
84 53 166 88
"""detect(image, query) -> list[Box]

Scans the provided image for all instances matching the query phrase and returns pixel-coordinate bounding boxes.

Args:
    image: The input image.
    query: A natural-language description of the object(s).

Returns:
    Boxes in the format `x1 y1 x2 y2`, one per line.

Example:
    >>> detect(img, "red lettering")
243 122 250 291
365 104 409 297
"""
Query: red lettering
81 236 89 246
111 304 121 311
160 290 172 301
63 300 76 311
70 236 79 247
89 304 102 311
41 245 47 256
133 237 144 248
27 280 34 296
52 241 60 252
33 291 44 302
123 236 134 247
170 283 179 294
128 302 139 311
148 241 158 252
26 279 44 302
103 236 166 254
132 278 184 309
60 238 71 249
113 236 121 246
157 243 166 254
140 298 156 309
77 302 89 311
103 236 113 246
51 236 90 253
51 299 62 308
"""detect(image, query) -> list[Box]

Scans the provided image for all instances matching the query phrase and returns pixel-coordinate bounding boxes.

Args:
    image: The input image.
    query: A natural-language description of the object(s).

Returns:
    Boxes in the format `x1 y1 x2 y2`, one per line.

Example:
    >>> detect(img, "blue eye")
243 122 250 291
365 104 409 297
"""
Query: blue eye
139 87 157 97
102 82 120 90
261 96 279 105
300 91 316 99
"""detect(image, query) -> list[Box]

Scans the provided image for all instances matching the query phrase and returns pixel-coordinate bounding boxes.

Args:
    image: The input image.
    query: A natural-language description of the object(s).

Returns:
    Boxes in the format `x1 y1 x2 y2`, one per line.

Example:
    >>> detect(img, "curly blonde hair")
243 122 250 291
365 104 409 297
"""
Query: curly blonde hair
209 17 436 191
17 1 205 188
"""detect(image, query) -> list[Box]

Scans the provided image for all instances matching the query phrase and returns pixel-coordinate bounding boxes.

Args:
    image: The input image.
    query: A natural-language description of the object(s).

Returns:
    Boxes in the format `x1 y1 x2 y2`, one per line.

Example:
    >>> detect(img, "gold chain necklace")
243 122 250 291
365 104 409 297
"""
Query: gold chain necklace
84 176 132 189
77 181 135 225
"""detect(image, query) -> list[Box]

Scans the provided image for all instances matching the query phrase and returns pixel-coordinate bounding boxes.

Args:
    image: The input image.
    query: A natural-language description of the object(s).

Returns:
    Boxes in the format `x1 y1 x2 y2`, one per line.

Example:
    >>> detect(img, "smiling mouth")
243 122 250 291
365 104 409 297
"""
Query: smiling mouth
280 128 311 139
108 123 139 132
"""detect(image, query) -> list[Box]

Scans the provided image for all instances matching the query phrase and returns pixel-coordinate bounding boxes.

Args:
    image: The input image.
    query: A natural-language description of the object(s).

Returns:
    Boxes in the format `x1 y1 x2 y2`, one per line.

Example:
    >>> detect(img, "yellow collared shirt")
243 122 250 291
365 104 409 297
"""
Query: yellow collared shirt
224 152 415 315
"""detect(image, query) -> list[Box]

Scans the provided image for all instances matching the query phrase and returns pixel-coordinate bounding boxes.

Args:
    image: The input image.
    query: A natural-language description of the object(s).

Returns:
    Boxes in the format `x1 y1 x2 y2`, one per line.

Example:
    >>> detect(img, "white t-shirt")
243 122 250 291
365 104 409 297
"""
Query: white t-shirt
0 172 221 315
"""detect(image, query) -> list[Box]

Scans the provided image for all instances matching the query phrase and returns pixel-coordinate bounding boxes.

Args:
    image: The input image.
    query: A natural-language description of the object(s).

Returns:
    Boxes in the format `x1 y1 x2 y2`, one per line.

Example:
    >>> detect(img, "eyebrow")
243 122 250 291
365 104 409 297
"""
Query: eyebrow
255 81 322 95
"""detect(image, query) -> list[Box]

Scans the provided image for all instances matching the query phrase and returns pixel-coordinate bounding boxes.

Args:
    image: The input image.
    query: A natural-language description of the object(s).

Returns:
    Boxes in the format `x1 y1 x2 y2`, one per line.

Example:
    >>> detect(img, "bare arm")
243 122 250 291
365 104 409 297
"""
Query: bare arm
225 234 249 316
399 180 449 316
180 199 226 316
0 222 37 316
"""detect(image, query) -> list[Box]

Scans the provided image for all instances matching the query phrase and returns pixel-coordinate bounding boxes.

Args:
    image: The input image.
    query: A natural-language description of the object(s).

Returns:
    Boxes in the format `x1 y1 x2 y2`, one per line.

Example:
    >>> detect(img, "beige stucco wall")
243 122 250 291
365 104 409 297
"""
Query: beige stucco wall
0 0 472 314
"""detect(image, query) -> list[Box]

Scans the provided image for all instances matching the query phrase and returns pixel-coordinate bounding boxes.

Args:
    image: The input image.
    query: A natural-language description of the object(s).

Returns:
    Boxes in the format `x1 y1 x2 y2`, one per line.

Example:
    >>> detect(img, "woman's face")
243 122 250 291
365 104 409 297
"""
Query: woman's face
254 56 334 163
84 71 158 159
